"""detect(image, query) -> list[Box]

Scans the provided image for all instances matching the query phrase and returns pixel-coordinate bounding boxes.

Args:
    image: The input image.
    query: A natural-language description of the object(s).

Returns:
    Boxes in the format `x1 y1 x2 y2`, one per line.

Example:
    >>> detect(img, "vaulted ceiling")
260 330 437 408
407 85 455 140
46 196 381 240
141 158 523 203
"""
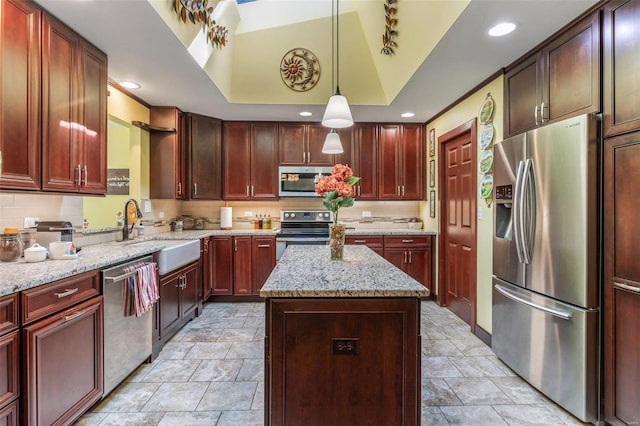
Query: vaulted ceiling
36 0 599 123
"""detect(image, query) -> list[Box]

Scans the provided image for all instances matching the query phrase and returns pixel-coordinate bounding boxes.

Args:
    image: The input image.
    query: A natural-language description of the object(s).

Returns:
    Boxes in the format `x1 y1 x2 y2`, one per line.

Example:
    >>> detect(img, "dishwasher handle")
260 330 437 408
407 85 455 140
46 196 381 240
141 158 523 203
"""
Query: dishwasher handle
103 261 156 282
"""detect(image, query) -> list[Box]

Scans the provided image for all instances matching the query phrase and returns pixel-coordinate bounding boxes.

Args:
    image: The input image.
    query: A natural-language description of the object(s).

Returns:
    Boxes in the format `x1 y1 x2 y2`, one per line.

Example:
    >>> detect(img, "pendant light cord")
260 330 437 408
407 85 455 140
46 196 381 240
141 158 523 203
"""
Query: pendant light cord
336 0 340 93
331 0 335 92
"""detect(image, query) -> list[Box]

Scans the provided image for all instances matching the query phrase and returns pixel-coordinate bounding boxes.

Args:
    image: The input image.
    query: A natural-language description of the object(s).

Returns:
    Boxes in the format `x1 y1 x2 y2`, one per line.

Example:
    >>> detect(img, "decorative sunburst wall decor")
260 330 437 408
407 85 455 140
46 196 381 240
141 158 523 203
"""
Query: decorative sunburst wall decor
173 0 228 49
381 0 398 55
279 48 320 92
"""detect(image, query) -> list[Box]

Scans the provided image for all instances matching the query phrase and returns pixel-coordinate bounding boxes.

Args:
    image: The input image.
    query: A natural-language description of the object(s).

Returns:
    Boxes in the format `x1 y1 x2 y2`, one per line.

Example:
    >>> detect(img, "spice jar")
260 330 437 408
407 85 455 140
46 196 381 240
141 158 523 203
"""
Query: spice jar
0 228 23 262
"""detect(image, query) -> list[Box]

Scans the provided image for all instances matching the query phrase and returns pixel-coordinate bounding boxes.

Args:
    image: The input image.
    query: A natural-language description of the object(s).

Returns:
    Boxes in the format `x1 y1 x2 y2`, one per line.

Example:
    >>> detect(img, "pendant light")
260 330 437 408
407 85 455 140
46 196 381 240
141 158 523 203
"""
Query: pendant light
322 0 353 129
322 129 344 154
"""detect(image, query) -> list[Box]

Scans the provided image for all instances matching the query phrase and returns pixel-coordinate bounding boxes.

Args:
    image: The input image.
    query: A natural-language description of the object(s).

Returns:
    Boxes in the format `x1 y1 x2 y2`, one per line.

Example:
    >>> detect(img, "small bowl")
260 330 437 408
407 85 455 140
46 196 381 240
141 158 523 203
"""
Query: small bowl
24 243 48 263
407 221 423 230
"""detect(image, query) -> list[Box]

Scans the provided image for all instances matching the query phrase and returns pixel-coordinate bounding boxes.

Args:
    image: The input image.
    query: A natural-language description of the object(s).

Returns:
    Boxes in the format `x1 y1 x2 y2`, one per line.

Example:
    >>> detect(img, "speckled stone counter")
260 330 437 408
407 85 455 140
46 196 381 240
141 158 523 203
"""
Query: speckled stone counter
260 245 429 298
344 228 435 235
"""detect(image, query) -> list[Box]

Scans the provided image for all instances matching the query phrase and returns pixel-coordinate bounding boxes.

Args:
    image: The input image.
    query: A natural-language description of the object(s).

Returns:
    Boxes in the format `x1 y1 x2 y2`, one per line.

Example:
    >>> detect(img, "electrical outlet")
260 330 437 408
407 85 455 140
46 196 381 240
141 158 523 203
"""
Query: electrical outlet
24 217 39 228
144 201 152 213
244 211 254 217
362 211 372 218
158 212 165 219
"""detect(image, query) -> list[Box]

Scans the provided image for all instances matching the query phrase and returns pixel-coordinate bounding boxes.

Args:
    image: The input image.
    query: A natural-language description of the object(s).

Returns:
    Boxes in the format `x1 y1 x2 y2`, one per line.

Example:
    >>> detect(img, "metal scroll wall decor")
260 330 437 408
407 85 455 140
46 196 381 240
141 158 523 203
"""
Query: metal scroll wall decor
173 0 228 49
478 93 495 207
280 48 320 92
381 0 398 55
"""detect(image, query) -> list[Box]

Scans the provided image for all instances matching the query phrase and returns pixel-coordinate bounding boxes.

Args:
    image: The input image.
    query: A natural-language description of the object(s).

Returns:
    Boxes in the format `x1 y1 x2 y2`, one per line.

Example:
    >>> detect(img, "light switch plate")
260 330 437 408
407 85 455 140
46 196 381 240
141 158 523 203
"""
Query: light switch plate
244 211 254 217
362 211 372 217
477 206 483 220
24 217 39 228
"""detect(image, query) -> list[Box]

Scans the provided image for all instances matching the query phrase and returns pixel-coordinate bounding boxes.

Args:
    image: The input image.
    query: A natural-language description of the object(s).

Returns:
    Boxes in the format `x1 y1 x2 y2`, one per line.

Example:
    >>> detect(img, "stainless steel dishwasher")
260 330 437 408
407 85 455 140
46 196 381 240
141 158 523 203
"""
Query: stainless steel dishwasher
101 255 155 396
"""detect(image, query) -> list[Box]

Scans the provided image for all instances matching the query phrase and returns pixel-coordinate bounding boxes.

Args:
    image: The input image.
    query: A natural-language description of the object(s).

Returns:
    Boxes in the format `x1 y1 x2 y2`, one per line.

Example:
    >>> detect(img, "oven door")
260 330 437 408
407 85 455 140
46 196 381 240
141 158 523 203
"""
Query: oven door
279 166 331 197
276 236 329 260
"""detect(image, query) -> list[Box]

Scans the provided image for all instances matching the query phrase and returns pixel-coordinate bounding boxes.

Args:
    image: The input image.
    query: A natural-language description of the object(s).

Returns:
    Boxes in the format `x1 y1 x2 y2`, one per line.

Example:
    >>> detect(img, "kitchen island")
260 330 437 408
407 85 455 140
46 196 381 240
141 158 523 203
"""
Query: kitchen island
260 245 428 426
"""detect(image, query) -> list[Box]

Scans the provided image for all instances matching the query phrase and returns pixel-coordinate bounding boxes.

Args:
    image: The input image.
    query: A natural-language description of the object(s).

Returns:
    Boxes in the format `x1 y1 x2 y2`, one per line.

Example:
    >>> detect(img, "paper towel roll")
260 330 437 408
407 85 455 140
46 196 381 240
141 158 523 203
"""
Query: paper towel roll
220 207 232 230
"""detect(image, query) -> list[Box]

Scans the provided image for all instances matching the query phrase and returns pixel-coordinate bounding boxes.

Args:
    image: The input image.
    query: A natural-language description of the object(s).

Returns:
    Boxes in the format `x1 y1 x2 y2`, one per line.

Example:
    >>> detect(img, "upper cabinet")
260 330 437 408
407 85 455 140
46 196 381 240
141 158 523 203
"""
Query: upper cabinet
150 107 185 199
186 113 222 200
603 0 640 137
41 13 107 194
223 122 279 200
378 124 424 200
0 0 41 190
279 123 335 166
351 124 378 199
1 4 107 194
504 11 600 137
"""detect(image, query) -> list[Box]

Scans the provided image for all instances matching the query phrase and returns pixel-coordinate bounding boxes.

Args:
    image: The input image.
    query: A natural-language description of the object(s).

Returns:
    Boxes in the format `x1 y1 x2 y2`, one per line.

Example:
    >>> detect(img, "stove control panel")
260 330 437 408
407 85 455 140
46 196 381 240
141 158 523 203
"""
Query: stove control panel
281 210 332 222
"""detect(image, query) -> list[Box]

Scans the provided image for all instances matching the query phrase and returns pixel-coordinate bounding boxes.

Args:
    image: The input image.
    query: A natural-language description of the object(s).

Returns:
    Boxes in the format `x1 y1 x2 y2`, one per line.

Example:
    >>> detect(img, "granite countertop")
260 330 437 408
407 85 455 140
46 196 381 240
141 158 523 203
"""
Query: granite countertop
260 245 429 298
344 228 435 236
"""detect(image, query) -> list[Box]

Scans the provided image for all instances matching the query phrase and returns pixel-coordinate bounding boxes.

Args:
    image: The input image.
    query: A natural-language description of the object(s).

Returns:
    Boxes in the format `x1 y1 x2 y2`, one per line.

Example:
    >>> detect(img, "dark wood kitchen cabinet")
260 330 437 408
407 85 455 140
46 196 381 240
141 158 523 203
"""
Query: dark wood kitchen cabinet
603 132 640 426
350 124 378 199
150 107 186 199
233 236 253 296
603 0 640 137
345 235 384 256
159 261 199 341
384 235 432 291
186 113 222 200
252 236 276 295
504 11 600 137
201 237 214 301
0 293 19 425
211 236 234 296
0 400 18 426
378 124 424 200
0 0 41 191
223 122 279 200
279 123 335 166
23 294 103 426
40 12 107 194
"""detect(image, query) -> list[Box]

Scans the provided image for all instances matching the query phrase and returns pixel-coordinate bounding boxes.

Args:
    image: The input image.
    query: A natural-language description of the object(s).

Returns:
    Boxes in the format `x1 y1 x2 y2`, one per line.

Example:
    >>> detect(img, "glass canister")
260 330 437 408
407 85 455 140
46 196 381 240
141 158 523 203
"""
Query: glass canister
0 228 23 262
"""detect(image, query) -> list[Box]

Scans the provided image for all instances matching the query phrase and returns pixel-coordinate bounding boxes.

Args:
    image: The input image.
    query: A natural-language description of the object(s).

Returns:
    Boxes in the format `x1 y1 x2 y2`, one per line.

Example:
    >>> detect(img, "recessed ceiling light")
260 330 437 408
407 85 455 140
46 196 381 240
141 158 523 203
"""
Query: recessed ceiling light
299 111 313 117
488 22 517 37
401 112 415 118
119 80 141 89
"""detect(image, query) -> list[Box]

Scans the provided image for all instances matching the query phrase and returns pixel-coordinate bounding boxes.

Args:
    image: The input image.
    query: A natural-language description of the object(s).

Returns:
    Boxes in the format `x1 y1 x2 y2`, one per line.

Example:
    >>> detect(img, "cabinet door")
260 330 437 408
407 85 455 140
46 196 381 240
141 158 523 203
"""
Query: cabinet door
41 13 80 193
233 237 253 296
378 124 402 199
77 40 107 194
150 107 185 199
251 123 279 199
504 55 541 137
383 247 407 273
0 330 19 410
0 400 18 426
23 296 103 426
201 238 213 301
212 236 233 296
188 114 221 200
352 124 378 199
604 0 640 137
252 236 276 295
407 248 431 290
604 133 640 425
180 262 199 320
333 127 353 168
401 124 424 200
159 270 181 337
222 122 251 200
0 0 41 190
307 124 336 166
279 123 306 165
543 12 600 123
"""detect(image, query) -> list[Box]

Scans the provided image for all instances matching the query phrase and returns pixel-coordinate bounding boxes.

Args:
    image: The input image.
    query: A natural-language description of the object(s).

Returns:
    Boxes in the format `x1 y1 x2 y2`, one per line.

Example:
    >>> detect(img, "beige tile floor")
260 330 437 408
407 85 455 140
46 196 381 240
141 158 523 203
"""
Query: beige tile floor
75 301 586 425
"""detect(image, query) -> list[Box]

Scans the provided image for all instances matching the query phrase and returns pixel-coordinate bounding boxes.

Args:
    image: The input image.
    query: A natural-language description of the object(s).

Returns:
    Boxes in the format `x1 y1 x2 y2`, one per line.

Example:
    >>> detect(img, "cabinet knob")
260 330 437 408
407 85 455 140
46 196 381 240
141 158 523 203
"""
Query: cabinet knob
534 105 540 125
540 102 547 122
194 183 198 196
258 244 271 248
401 185 405 197
82 165 88 186
64 310 85 322
75 165 82 186
408 251 412 263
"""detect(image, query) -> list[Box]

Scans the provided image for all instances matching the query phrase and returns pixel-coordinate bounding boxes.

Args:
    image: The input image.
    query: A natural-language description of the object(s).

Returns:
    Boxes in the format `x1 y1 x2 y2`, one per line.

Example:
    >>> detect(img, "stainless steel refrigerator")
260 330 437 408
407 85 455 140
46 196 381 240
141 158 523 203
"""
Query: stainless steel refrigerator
492 114 600 423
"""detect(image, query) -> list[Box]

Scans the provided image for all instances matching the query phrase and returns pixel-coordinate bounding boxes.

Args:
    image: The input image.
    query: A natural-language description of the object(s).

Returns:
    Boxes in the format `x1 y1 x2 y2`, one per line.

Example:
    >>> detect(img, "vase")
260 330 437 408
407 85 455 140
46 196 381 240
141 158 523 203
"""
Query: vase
329 225 346 260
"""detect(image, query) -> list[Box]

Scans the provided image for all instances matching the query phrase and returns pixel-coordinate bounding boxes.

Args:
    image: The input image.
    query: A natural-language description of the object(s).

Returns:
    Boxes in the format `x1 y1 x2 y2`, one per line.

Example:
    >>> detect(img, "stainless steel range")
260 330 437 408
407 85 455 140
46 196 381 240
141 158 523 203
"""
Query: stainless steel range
276 210 332 260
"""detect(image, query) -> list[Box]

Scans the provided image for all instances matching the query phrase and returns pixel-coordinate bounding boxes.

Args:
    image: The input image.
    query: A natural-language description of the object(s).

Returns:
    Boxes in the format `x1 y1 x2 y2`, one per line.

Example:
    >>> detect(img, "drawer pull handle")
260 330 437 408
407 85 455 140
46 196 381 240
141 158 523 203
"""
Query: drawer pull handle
401 239 414 243
354 240 367 243
54 288 79 298
613 282 640 293
64 310 85 321
258 244 271 248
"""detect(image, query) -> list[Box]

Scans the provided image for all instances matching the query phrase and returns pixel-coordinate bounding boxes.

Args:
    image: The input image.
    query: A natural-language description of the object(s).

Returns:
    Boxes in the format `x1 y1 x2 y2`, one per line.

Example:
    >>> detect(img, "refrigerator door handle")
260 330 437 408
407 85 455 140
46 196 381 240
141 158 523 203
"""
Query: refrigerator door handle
495 284 573 320
513 160 526 263
522 159 536 264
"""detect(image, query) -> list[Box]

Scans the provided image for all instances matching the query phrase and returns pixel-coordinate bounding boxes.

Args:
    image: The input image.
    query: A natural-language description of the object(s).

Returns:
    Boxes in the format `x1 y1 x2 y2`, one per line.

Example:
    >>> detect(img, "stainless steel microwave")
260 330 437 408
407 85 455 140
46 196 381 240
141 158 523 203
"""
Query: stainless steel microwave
278 166 332 197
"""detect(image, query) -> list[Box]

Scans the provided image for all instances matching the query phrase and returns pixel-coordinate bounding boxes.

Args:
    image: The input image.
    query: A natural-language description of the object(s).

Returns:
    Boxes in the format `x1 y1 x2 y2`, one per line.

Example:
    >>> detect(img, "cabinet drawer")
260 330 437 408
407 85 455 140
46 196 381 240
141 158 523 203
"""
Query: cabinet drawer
0 294 18 336
384 235 431 247
345 236 384 248
0 330 19 409
21 271 100 325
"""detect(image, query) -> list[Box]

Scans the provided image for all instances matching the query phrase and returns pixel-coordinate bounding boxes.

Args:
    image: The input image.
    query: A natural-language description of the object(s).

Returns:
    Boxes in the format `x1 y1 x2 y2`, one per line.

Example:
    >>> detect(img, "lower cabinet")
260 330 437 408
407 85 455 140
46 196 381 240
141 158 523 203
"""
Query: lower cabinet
233 236 253 296
252 236 276 295
383 235 433 292
22 296 103 426
0 400 19 426
159 261 199 342
345 235 384 256
0 330 19 422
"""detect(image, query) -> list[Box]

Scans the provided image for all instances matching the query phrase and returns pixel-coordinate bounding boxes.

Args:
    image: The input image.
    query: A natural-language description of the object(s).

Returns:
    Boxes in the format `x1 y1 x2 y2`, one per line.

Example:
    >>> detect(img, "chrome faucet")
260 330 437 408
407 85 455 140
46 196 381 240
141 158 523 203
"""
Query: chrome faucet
122 199 143 241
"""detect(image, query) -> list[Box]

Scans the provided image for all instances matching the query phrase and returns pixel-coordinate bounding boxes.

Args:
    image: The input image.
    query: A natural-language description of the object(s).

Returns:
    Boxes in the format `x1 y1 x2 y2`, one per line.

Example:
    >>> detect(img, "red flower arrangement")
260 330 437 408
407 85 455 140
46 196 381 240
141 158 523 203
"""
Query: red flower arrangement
315 164 360 225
